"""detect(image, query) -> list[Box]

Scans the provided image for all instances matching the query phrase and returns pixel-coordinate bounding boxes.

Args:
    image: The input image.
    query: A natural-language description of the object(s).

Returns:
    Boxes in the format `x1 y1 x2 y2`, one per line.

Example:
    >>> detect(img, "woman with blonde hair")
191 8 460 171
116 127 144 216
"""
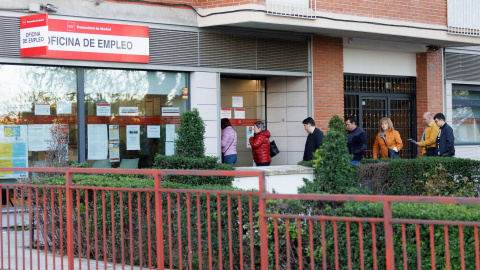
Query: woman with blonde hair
372 117 403 159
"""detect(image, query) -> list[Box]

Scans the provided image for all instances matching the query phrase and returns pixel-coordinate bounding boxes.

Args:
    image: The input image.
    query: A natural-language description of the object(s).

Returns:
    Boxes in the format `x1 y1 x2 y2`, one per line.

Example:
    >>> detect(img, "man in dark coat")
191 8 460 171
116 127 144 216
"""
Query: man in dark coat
345 117 367 164
433 113 455 157
302 117 324 161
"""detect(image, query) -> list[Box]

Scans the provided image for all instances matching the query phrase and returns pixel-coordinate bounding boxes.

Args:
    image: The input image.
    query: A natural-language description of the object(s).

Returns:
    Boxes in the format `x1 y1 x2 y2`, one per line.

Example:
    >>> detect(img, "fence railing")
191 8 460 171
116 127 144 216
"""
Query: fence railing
1 167 480 269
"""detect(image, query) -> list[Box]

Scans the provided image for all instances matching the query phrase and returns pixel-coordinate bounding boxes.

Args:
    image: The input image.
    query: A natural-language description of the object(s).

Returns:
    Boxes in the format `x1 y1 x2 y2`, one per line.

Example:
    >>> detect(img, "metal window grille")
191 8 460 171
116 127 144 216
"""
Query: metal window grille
447 0 480 36
344 74 417 159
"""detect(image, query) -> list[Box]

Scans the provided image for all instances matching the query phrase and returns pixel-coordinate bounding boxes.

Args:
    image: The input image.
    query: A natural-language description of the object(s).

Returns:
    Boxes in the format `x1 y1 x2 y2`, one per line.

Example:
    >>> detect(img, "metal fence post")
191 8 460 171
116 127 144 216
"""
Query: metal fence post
65 170 75 270
383 200 395 269
154 172 165 270
258 172 268 269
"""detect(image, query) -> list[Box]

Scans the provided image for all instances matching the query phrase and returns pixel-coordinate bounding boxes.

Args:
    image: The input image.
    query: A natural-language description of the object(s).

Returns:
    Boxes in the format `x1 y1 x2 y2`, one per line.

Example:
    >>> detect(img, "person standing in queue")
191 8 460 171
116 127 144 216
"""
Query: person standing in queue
221 118 237 165
249 121 271 166
413 112 439 156
345 116 367 164
433 113 455 157
372 117 403 159
302 117 324 161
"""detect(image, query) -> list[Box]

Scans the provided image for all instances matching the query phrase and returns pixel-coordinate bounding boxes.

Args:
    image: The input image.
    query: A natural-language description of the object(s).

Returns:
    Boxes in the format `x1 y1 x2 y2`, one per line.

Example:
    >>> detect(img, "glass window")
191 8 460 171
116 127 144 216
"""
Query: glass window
84 69 188 168
452 86 480 144
0 64 78 170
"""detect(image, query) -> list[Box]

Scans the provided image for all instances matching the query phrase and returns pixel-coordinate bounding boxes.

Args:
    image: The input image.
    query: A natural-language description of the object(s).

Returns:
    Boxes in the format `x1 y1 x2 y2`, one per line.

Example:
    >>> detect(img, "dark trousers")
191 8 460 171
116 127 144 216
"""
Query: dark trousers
425 147 436 156
256 162 270 166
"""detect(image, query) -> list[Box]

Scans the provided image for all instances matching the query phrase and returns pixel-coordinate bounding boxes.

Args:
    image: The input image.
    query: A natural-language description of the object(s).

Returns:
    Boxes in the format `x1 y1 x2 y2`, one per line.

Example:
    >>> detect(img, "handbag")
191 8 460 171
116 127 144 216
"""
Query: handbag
270 140 280 157
383 137 400 159
222 139 234 162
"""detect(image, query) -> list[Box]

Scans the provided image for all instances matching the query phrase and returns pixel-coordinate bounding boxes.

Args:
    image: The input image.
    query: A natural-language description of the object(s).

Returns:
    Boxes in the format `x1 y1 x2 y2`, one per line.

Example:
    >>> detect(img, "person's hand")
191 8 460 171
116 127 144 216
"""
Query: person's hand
393 147 398 152
414 141 420 145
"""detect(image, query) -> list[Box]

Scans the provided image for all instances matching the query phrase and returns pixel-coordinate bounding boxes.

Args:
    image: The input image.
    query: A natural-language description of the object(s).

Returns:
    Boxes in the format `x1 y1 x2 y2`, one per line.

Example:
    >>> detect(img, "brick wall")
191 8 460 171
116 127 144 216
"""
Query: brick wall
104 0 199 9
106 0 447 26
415 49 443 155
315 0 446 25
312 35 344 132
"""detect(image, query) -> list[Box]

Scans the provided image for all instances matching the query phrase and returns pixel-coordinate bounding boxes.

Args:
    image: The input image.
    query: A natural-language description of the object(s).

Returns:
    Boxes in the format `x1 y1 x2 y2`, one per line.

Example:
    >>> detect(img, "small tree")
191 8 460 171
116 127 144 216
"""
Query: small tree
154 108 234 186
299 115 358 194
175 108 205 158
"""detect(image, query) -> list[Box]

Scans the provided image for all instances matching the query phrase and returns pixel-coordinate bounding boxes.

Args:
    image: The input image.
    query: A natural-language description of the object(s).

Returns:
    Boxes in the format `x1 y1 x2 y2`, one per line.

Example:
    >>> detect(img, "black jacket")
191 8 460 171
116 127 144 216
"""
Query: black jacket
303 128 324 161
435 123 455 157
348 127 367 161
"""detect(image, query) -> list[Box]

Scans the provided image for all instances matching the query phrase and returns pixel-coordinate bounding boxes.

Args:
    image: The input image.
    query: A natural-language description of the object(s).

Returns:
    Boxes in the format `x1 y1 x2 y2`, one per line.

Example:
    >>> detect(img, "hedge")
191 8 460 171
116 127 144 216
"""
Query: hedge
358 157 480 196
28 173 480 269
152 154 234 186
31 173 257 269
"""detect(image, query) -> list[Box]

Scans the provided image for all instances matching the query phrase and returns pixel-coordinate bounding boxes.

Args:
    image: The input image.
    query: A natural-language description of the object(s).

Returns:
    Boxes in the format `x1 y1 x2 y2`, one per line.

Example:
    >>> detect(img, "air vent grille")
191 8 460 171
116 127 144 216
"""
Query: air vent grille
0 16 309 72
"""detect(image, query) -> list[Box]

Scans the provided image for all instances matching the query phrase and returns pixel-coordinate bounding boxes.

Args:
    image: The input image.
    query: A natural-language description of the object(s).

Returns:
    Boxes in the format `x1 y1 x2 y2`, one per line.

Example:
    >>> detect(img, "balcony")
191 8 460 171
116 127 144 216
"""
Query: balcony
265 0 316 19
448 0 480 36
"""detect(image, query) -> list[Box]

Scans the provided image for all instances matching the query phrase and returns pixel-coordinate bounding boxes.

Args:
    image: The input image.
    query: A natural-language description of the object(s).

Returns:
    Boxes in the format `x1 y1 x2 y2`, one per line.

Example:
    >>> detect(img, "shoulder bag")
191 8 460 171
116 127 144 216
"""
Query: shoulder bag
383 137 400 159
270 140 280 157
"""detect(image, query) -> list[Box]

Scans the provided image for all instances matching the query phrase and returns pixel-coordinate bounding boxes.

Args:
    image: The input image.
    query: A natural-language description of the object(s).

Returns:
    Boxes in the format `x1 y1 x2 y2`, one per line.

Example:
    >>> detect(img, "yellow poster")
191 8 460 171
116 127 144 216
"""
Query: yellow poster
0 143 12 158
0 158 13 175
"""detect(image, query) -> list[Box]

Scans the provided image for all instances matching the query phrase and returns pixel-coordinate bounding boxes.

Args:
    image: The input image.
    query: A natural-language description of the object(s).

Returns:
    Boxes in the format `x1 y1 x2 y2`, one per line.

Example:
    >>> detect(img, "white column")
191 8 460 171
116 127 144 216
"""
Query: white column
190 72 220 157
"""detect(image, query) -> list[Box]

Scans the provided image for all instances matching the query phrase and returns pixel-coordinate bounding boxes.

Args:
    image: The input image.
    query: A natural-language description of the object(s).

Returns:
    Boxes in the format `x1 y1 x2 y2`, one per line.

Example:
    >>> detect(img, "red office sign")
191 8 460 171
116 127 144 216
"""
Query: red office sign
20 13 49 57
20 15 149 63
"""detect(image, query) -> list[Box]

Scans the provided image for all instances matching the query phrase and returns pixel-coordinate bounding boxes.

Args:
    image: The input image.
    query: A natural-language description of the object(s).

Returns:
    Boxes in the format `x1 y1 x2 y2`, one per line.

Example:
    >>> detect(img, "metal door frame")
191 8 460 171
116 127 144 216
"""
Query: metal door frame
346 93 417 159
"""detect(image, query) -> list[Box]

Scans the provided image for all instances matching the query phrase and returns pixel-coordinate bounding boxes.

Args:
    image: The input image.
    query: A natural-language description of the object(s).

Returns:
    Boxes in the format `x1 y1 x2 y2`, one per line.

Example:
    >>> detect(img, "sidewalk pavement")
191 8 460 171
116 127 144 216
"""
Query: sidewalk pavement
1 229 151 270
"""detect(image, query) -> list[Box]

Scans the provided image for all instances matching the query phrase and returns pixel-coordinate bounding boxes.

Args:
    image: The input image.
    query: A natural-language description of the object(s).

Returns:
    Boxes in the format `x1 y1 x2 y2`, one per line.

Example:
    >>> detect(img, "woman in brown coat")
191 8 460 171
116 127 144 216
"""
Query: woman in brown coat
372 117 403 159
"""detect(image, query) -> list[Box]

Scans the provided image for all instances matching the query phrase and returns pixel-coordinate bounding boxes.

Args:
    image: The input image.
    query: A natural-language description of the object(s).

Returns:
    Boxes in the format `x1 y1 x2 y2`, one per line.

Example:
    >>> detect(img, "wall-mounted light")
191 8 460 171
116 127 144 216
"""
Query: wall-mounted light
28 3 59 12
426 45 440 51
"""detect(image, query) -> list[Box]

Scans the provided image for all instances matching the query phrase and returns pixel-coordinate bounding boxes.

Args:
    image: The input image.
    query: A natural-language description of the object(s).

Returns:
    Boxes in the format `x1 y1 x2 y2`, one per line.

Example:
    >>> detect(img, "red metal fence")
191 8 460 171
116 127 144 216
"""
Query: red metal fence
1 167 479 270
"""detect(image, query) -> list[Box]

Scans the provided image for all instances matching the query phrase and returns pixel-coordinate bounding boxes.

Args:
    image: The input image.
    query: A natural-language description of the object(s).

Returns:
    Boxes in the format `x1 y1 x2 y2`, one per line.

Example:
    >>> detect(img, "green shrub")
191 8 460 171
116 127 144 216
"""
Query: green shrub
33 174 258 269
297 160 314 167
30 173 480 269
359 157 480 196
329 201 480 269
258 199 480 269
299 115 358 194
175 108 205 158
152 154 234 186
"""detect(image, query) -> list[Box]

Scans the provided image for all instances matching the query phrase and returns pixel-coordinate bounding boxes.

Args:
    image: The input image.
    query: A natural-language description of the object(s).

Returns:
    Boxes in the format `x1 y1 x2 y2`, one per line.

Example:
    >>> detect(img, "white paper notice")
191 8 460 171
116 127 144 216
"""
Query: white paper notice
234 108 245 119
35 103 50 115
166 124 175 142
108 125 120 162
96 103 111 116
109 142 120 162
28 124 53 151
165 141 175 156
56 101 72 114
232 96 243 108
147 125 161 138
246 126 254 148
119 107 139 116
9 102 31 112
162 107 180 116
221 108 232 119
108 125 120 141
126 125 140 150
87 124 108 160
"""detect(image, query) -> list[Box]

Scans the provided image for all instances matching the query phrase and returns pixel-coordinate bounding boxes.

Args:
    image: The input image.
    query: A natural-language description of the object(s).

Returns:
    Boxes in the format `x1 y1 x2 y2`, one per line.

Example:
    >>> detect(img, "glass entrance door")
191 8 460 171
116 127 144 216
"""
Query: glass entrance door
220 78 265 166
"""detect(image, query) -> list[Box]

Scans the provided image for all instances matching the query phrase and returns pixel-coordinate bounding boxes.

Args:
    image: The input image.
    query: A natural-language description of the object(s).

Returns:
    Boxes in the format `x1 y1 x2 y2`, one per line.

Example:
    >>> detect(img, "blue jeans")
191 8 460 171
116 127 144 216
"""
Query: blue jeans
222 154 237 165
351 160 361 165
